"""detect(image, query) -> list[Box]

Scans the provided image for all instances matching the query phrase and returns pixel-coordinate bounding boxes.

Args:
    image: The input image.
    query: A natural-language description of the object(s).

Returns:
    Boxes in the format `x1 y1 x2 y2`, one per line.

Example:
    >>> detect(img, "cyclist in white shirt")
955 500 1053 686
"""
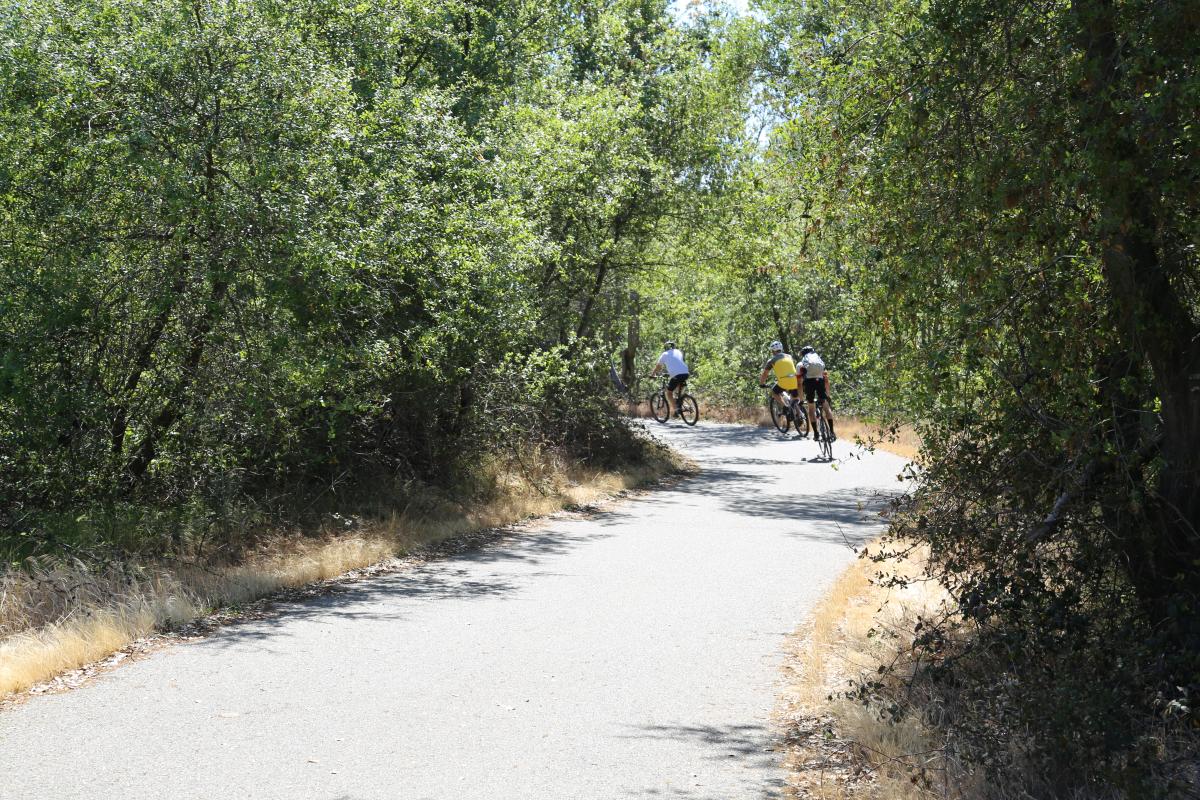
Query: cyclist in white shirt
798 345 835 440
649 340 690 420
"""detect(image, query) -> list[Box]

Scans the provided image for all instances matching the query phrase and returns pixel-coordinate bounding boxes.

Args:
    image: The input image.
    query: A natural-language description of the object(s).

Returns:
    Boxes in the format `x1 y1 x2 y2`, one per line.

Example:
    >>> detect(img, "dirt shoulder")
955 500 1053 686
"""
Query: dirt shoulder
772 431 933 799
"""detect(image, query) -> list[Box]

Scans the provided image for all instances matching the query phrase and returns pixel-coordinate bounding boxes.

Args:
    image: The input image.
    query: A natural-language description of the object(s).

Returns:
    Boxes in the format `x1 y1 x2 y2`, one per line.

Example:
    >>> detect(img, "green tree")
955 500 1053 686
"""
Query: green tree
757 0 1200 786
0 0 757 558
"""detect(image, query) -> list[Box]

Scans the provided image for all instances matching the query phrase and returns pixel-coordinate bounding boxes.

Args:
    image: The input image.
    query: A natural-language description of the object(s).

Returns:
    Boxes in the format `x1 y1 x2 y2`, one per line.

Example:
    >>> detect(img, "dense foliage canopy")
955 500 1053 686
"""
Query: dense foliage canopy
0 0 752 555
755 0 1199 791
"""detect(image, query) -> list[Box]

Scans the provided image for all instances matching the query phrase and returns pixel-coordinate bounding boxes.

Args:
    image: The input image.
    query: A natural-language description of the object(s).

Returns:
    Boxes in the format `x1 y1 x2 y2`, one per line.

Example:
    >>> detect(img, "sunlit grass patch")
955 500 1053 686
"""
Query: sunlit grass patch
0 590 200 698
780 542 956 799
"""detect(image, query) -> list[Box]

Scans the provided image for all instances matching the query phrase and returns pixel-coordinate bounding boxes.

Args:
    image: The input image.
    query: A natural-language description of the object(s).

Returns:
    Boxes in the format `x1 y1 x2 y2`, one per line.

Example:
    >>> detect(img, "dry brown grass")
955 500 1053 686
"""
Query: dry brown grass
0 454 680 699
781 543 1200 799
780 543 960 800
834 418 921 462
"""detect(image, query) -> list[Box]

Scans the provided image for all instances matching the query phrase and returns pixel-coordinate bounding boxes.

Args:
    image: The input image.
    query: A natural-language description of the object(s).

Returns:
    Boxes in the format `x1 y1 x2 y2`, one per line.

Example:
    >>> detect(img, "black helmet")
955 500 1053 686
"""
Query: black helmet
664 340 676 349
800 345 815 356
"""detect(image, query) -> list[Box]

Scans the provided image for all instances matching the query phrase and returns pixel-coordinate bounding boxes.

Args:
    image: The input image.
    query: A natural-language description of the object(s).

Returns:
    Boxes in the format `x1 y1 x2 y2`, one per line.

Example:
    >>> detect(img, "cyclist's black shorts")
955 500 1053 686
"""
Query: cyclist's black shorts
667 373 689 391
770 383 798 397
803 377 829 404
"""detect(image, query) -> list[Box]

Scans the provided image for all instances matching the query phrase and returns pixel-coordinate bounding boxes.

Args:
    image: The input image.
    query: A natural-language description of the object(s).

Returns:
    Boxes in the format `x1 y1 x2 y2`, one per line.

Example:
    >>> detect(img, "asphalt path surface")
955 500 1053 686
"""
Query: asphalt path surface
1 422 908 800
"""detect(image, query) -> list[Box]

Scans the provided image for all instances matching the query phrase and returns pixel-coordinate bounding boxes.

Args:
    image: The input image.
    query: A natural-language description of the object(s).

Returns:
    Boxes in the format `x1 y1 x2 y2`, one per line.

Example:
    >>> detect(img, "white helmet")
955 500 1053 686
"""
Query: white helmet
769 340 783 353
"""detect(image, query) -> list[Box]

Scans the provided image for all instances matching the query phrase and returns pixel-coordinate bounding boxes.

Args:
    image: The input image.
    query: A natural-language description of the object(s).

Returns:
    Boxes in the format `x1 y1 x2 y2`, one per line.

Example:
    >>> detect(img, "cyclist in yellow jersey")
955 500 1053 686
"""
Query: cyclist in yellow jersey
758 341 805 433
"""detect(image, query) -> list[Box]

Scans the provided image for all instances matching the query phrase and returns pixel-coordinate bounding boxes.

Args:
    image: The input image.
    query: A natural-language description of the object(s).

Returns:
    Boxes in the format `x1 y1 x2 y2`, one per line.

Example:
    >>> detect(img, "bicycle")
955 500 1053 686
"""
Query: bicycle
650 376 699 426
763 384 809 437
803 398 835 460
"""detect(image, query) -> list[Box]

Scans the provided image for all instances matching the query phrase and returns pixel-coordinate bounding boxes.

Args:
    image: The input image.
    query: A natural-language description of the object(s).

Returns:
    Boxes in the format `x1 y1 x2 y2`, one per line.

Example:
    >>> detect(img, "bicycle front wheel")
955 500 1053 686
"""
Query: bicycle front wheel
817 417 833 460
650 391 669 423
679 394 699 426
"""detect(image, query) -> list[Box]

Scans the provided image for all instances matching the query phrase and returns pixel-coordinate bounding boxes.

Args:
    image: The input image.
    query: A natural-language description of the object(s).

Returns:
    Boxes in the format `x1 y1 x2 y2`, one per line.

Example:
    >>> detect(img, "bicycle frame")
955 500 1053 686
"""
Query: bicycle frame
657 375 686 403
651 376 699 425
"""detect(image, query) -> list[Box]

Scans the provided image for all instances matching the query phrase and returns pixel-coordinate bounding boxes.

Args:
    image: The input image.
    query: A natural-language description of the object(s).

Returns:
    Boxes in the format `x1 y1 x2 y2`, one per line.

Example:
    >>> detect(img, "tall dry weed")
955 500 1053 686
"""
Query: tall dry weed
782 544 959 799
781 541 1200 799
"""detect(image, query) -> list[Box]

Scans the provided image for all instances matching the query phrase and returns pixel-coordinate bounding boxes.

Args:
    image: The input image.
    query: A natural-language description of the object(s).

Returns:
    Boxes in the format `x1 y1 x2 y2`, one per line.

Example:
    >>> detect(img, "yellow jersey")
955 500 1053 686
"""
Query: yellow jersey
763 354 799 391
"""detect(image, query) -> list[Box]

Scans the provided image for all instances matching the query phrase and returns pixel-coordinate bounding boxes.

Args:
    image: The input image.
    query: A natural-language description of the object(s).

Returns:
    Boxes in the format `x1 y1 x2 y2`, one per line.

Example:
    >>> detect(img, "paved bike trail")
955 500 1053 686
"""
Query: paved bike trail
0 422 907 799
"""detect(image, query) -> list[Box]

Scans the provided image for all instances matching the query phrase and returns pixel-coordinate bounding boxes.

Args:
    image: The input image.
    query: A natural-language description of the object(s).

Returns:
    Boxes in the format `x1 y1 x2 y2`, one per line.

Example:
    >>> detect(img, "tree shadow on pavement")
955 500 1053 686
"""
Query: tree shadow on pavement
195 422 896 650
668 463 895 538
717 456 805 467
655 423 781 452
725 486 891 526
194 526 618 650
619 722 786 799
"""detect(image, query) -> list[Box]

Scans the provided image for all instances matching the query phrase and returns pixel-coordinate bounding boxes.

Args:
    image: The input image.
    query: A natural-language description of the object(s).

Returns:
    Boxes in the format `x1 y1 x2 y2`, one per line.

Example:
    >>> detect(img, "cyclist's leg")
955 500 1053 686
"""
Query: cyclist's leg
772 384 792 419
667 373 687 417
803 379 820 435
785 390 806 435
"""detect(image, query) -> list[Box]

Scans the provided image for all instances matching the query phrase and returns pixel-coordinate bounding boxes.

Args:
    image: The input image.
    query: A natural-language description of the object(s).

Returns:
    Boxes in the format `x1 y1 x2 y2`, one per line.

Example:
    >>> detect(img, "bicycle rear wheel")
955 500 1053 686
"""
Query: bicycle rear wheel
679 394 699 426
650 391 669 423
793 401 811 438
768 395 790 433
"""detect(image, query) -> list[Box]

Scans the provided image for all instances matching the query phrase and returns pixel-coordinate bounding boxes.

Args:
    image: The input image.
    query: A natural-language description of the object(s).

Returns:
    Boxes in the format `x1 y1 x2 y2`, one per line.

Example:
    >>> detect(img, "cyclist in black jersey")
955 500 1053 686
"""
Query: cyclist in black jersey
797 346 835 441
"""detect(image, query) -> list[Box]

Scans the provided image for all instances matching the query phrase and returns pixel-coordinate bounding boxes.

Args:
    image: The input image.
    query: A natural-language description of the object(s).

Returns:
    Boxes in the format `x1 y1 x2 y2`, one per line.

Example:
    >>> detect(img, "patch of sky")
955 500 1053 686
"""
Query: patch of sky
668 0 773 150
669 0 750 22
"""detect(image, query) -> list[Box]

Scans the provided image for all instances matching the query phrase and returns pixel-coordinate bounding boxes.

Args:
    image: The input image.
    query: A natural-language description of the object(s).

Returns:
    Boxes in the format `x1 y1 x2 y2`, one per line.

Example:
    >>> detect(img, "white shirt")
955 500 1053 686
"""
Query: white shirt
800 351 825 379
657 349 689 377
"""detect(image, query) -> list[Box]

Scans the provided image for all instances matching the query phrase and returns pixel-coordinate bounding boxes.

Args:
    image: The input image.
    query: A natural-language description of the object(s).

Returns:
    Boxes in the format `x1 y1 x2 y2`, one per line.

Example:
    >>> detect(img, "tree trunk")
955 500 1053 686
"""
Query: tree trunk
621 290 640 390
110 265 188 456
576 197 638 340
123 277 229 485
770 304 790 355
1075 0 1200 600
